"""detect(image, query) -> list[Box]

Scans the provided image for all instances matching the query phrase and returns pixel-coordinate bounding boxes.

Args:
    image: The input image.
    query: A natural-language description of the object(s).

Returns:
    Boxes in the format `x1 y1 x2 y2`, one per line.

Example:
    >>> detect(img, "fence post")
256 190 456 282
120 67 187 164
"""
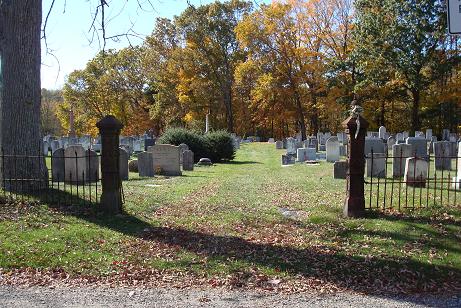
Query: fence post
343 104 369 218
96 115 124 214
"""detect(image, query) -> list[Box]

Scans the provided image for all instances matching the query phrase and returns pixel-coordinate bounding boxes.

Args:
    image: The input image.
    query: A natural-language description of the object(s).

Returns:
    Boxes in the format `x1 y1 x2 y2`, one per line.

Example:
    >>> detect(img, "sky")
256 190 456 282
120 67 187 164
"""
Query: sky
41 0 269 89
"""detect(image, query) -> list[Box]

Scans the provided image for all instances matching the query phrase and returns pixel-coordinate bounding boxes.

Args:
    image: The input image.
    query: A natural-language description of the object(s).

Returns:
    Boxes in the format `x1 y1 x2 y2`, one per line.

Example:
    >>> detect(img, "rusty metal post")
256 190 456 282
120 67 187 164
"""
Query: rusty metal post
96 115 124 214
343 108 369 218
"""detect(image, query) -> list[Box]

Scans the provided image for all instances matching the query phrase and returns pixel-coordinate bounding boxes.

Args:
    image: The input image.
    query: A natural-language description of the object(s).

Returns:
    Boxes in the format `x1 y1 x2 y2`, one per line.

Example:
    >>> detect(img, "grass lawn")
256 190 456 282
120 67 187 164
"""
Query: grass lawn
0 143 460 294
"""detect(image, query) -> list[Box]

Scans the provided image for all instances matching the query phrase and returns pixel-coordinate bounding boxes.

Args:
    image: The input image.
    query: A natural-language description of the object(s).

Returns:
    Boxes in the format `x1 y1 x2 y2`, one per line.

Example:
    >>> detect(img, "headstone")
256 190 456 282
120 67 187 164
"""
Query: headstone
133 140 143 152
120 144 132 158
452 142 461 189
450 141 458 157
268 138 275 143
275 141 283 149
138 152 155 177
392 144 414 178
178 143 189 165
366 153 387 178
119 148 129 181
92 143 101 152
281 154 295 165
50 140 60 154
395 133 403 142
85 149 99 182
150 144 182 176
402 131 409 140
442 129 450 141
296 148 316 162
425 129 432 140
128 160 138 173
79 135 92 150
378 126 386 139
308 137 318 151
286 137 297 155
43 141 49 156
64 145 86 183
415 131 424 138
387 136 396 149
51 148 65 182
404 157 428 187
295 132 302 142
337 132 347 145
433 141 452 171
182 150 194 171
144 138 155 151
339 145 346 157
364 137 385 156
334 161 348 179
406 137 428 160
197 158 212 166
326 136 340 162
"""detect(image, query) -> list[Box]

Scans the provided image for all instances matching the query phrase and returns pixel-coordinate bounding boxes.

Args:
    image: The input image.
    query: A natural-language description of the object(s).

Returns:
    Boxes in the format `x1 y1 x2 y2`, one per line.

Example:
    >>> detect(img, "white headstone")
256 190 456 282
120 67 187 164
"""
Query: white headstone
425 129 433 140
404 157 428 187
378 126 386 139
392 144 414 178
326 137 340 162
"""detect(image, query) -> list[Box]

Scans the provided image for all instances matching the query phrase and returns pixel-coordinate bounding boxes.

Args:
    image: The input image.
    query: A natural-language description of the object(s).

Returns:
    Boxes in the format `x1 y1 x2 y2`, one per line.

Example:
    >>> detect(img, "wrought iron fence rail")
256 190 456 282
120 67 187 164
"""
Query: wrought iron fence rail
364 148 460 211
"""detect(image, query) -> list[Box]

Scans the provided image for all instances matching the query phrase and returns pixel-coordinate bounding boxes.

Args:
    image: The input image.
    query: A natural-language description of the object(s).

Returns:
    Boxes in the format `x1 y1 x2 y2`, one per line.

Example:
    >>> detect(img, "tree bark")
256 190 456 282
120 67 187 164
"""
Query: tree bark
0 0 46 191
223 84 234 133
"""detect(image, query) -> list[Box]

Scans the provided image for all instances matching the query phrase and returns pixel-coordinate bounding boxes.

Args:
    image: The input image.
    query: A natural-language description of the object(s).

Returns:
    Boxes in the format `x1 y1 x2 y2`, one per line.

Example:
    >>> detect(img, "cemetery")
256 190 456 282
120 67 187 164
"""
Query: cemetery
2 0 461 304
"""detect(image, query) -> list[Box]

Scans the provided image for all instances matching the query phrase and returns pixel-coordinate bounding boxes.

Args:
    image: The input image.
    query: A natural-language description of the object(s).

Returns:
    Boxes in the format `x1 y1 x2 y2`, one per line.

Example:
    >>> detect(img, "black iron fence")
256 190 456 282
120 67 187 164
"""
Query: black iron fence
0 149 108 207
365 149 460 210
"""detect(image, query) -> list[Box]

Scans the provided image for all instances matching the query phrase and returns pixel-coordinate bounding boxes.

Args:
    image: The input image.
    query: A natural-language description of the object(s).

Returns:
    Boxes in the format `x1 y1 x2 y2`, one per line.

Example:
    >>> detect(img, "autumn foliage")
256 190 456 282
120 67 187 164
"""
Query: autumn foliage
54 0 460 138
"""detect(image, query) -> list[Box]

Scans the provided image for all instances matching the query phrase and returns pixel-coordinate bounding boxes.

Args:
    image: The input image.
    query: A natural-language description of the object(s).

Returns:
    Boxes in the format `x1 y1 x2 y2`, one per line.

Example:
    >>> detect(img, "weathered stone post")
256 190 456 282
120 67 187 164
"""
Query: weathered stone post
96 115 124 214
343 104 369 218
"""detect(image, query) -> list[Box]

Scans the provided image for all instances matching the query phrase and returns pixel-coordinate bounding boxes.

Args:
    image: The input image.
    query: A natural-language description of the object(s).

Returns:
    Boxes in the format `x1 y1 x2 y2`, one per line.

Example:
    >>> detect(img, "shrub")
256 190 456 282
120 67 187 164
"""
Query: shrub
204 130 235 162
157 128 236 163
157 127 209 162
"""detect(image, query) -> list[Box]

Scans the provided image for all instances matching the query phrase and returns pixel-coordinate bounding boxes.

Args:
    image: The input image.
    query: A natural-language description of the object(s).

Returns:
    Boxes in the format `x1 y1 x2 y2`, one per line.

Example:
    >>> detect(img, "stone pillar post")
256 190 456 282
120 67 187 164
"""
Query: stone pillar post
342 107 369 218
96 115 124 214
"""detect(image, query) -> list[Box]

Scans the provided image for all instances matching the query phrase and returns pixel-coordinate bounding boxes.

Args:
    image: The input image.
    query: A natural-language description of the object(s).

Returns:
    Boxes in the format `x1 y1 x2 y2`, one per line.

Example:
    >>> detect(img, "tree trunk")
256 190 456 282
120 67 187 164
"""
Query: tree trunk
223 85 234 133
411 90 421 133
0 1 46 191
292 86 306 140
310 89 319 136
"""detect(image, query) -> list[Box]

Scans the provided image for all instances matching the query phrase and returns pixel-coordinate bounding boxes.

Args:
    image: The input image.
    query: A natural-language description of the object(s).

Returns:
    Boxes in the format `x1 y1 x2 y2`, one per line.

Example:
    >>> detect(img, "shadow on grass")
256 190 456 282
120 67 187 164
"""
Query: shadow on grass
221 160 262 165
22 190 461 297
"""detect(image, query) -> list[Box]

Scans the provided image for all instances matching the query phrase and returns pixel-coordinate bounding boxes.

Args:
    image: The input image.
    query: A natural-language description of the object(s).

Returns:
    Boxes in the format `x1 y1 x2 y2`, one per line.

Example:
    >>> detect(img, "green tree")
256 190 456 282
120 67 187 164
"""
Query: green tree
353 0 449 132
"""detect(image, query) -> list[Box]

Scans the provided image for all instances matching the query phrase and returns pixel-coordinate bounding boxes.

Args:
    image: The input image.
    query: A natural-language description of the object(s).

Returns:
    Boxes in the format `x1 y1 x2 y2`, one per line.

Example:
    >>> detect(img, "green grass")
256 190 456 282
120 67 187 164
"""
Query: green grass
0 143 460 293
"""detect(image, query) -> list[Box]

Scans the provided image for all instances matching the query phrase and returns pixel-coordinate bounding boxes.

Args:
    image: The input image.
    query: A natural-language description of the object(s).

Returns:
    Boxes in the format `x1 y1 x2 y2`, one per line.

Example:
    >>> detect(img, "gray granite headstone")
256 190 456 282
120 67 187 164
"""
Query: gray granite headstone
52 148 65 182
182 150 194 171
138 151 154 177
119 148 129 181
